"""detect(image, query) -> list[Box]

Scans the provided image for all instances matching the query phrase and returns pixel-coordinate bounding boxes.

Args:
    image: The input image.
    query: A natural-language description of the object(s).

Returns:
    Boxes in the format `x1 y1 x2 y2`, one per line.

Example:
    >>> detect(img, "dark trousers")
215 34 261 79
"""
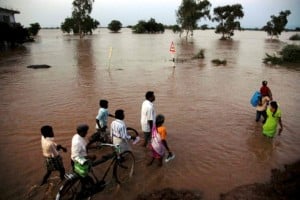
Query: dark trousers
41 168 65 185
256 110 267 123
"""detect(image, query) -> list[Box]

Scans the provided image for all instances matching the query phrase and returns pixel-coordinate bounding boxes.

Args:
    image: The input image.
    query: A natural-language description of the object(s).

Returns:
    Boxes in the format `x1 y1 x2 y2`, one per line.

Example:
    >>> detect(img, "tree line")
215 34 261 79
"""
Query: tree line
60 0 292 40
0 0 295 49
0 22 41 48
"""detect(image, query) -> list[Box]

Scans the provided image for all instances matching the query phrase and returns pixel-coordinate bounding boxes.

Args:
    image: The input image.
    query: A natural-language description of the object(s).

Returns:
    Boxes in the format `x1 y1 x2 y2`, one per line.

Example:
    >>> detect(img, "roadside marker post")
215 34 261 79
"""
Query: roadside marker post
169 41 176 67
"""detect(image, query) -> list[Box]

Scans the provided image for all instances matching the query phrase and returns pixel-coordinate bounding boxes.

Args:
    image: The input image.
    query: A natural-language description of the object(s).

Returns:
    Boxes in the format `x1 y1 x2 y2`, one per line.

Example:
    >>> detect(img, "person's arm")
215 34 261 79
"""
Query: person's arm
96 119 101 130
162 140 173 157
57 144 67 152
268 88 273 100
148 120 153 130
162 140 170 152
278 117 283 135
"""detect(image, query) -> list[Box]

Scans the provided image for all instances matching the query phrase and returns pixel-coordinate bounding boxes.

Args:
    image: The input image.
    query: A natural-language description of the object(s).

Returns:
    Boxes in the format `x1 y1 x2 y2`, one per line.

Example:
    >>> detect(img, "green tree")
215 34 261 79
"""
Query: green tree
61 17 74 34
0 22 30 48
61 0 99 37
82 15 99 35
213 4 244 40
262 10 291 39
28 23 41 36
176 0 211 39
132 18 164 34
108 20 122 33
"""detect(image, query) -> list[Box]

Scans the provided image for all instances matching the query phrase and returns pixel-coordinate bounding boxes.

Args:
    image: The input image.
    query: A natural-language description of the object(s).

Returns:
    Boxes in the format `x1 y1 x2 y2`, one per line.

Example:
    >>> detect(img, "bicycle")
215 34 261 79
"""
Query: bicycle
55 143 135 200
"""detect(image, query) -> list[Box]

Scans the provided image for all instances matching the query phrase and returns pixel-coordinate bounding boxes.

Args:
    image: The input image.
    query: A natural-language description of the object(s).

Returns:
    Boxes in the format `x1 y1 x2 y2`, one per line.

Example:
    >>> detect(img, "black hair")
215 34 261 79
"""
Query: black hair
145 91 154 100
156 114 165 127
115 109 124 120
99 100 108 108
76 124 89 134
270 101 278 117
262 80 268 86
41 125 54 138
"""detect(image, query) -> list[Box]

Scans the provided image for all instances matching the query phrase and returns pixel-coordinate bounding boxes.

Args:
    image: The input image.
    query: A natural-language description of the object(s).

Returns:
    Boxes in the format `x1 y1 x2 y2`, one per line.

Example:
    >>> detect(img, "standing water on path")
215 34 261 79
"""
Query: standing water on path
0 29 300 200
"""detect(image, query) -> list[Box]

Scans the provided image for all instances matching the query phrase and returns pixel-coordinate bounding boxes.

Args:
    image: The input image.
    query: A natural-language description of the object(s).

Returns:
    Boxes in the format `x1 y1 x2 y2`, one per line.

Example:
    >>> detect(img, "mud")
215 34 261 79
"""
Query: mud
135 160 300 200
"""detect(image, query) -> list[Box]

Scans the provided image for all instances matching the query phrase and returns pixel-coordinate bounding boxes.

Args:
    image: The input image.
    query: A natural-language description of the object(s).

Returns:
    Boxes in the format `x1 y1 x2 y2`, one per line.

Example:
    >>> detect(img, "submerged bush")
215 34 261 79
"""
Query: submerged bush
289 34 300 40
192 49 205 59
281 45 300 62
263 53 283 65
263 44 300 64
211 59 227 65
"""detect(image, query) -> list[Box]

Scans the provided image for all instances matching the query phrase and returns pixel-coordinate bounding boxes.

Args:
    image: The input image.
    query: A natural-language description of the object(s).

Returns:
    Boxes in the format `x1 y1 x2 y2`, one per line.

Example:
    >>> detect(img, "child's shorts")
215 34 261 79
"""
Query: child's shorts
45 155 64 171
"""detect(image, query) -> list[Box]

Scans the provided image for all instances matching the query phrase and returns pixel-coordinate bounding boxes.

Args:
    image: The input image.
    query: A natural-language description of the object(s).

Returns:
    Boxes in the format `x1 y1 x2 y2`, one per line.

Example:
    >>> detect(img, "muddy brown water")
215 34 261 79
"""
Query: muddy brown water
0 29 300 200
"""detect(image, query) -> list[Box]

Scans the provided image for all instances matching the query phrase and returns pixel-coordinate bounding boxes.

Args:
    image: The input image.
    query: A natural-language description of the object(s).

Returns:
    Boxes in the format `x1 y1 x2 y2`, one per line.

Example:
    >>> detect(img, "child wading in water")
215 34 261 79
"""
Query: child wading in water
40 125 67 185
148 114 175 167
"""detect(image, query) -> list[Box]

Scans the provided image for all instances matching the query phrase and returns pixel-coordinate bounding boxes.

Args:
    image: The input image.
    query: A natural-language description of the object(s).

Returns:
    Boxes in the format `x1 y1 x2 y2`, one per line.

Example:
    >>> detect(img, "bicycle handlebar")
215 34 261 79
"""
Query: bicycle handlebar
98 143 121 153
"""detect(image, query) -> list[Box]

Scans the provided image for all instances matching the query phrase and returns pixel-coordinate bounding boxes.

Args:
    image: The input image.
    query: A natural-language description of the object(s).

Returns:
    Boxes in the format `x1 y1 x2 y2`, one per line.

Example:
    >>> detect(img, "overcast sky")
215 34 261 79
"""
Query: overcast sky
1 0 299 28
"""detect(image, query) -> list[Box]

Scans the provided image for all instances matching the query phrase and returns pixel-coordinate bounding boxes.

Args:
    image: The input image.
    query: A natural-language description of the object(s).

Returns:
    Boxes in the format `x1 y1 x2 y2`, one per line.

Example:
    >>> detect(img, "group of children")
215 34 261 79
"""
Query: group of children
255 81 283 138
40 98 174 185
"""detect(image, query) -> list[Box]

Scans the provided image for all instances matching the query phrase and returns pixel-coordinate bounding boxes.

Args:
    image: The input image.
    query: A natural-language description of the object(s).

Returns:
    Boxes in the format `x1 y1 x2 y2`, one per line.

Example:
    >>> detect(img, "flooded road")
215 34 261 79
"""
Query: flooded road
0 29 300 200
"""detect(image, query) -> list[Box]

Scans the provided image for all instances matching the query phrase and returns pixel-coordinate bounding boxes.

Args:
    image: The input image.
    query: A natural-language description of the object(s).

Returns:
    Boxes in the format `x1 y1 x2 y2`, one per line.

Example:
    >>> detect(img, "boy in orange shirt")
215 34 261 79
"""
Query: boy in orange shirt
148 114 175 166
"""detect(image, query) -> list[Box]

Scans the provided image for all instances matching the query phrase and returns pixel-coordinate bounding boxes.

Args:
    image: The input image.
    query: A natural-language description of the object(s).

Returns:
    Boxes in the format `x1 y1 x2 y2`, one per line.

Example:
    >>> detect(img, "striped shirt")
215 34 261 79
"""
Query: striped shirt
110 119 131 140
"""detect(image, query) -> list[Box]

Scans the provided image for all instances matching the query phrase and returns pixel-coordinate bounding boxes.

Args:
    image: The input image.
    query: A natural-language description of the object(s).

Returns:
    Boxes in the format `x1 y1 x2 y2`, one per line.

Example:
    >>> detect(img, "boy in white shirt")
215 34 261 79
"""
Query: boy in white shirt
40 125 67 185
111 109 136 153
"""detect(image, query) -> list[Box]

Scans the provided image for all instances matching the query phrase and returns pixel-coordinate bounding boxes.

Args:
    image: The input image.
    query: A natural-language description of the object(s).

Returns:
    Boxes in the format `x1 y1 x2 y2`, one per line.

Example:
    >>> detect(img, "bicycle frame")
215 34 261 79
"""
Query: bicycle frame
91 143 120 182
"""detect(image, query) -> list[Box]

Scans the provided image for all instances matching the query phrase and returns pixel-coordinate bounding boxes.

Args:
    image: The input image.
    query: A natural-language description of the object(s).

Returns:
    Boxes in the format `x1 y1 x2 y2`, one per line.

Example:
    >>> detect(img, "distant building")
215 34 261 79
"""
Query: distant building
0 7 20 25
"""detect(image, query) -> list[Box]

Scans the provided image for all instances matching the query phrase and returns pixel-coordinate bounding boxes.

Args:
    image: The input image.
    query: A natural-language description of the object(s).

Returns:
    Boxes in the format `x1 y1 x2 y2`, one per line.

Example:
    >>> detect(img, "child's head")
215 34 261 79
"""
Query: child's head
156 114 165 127
115 109 125 120
99 100 108 109
76 124 89 137
262 80 268 86
41 125 54 138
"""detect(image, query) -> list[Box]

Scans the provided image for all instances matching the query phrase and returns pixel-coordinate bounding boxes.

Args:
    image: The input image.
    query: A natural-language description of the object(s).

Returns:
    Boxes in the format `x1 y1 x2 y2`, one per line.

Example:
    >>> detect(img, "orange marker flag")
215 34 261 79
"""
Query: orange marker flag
169 41 176 54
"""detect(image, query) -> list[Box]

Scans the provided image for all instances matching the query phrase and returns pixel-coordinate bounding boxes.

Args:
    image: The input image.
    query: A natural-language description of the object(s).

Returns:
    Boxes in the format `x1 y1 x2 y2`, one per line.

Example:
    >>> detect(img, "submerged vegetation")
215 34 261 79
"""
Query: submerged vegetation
192 49 205 59
211 59 227 65
132 18 164 34
212 4 244 40
263 10 291 39
108 20 122 33
60 0 99 37
289 34 300 40
263 44 300 64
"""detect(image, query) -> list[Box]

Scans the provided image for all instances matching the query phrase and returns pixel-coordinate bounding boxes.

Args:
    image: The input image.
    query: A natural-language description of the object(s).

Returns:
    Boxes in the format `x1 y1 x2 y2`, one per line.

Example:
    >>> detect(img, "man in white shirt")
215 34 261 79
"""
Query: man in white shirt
140 91 156 147
71 124 95 168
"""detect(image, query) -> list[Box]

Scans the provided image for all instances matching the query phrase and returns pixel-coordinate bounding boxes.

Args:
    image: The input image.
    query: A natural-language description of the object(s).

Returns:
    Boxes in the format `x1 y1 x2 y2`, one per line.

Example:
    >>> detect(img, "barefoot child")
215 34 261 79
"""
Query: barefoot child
40 125 67 185
148 114 175 167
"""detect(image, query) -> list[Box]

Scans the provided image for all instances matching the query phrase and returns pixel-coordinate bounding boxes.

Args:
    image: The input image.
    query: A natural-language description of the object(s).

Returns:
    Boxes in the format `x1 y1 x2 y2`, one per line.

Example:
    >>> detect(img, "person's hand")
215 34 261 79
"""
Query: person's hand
57 145 67 152
62 147 67 152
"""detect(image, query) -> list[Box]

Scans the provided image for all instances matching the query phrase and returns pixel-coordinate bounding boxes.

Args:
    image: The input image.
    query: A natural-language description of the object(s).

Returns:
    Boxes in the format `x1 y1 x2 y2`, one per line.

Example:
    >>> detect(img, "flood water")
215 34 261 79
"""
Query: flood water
0 28 300 200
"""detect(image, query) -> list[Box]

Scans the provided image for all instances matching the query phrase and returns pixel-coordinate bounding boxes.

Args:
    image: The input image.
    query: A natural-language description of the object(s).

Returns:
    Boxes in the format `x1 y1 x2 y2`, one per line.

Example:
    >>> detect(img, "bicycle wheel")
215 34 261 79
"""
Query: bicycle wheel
56 176 94 200
113 151 135 184
126 127 139 137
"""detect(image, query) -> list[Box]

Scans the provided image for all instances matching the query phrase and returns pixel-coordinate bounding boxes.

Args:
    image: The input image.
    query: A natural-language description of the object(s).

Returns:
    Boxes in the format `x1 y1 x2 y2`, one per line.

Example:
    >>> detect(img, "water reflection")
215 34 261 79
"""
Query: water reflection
246 124 275 162
213 39 240 64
